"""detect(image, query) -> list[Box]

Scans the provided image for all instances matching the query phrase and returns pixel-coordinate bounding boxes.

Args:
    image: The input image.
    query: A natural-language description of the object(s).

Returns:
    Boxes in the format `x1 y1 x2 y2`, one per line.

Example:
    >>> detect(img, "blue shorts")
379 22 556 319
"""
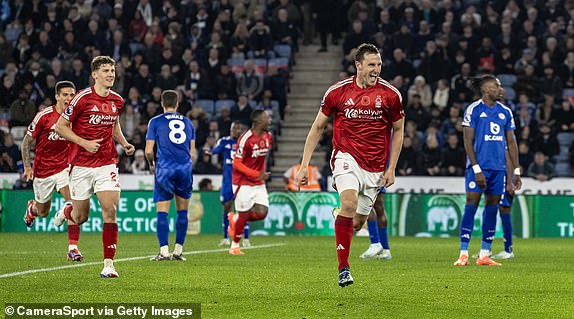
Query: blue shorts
499 191 514 207
153 166 193 202
465 168 505 195
220 183 234 203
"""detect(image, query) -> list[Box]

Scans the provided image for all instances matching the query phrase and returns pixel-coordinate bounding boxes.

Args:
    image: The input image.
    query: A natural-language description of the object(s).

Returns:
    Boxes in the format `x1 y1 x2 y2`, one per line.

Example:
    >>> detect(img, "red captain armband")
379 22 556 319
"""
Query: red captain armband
233 158 260 179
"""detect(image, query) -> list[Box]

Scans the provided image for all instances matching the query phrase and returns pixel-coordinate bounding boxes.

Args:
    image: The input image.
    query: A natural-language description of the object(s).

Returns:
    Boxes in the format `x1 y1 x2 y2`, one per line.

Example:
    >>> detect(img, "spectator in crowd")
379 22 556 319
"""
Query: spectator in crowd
396 136 416 176
519 141 534 172
405 94 431 132
416 135 442 176
527 151 557 181
559 51 574 88
131 149 149 175
408 75 432 108
236 59 263 99
217 107 232 137
9 89 36 127
384 48 415 84
248 19 273 59
0 133 20 172
215 64 238 100
433 79 450 111
440 133 465 176
264 63 288 120
556 100 574 132
514 64 540 101
531 124 560 160
198 178 214 191
194 153 221 174
536 95 557 128
539 66 563 101
230 94 253 127
120 104 141 142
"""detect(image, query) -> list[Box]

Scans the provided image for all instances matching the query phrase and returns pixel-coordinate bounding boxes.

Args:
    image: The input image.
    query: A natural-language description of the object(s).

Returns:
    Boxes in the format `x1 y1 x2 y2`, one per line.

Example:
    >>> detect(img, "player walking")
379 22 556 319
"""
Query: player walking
22 81 83 261
54 56 135 277
145 90 196 261
296 43 405 287
227 110 273 255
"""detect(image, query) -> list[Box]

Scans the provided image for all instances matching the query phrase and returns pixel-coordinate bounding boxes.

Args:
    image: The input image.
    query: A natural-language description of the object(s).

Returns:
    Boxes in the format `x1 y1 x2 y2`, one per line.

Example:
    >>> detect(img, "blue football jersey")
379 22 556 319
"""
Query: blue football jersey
146 112 195 169
211 136 236 187
462 99 515 171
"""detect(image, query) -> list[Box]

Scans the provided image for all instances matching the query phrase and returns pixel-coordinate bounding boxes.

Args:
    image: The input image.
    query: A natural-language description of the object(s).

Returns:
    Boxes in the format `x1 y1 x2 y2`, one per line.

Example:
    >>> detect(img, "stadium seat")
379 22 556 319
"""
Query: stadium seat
227 57 245 74
562 88 574 98
10 126 28 141
557 132 574 147
269 58 289 72
215 99 236 114
196 99 215 116
273 44 292 59
498 74 517 87
248 100 257 109
504 87 516 102
554 163 572 177
253 59 267 75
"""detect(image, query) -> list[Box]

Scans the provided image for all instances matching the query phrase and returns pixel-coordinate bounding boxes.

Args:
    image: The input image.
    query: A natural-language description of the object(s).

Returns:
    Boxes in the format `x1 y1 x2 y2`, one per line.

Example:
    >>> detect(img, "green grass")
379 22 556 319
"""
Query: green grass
0 233 573 318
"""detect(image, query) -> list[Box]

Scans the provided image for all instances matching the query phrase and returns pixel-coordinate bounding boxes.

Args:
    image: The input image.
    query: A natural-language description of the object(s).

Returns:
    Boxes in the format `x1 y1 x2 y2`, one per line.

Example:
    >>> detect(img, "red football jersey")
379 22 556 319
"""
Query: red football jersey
62 87 124 167
232 129 273 186
321 76 404 172
26 106 70 178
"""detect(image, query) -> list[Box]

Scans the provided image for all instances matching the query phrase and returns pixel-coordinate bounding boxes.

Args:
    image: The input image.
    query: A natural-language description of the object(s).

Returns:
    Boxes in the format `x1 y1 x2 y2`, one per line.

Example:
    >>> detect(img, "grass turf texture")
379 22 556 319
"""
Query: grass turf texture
0 234 572 318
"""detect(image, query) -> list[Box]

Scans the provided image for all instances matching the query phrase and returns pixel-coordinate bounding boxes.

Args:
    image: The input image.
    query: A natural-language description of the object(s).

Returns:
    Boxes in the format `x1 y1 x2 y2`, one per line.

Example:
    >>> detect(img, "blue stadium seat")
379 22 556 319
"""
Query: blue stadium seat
227 57 245 74
498 74 517 87
273 44 292 59
215 99 236 114
557 132 574 147
196 99 215 116
504 87 516 102
253 59 267 75
554 163 572 177
269 58 289 71
563 88 574 98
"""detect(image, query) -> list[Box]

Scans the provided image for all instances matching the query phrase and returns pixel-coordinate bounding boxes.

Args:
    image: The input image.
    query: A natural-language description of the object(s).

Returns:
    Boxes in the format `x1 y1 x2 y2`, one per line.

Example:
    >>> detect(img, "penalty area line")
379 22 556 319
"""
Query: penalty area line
0 243 286 279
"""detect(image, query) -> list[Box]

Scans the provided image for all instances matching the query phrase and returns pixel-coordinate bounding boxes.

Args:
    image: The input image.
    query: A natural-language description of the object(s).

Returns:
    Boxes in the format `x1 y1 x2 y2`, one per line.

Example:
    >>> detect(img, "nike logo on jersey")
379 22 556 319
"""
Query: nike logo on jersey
344 98 355 106
91 105 100 112
480 112 487 117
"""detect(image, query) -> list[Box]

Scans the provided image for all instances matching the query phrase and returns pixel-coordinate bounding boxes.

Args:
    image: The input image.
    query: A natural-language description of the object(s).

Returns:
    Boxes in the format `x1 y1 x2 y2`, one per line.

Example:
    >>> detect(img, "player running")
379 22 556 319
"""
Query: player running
22 81 83 261
145 90 197 261
54 56 135 278
297 43 405 287
360 188 391 260
227 110 273 255
454 75 521 267
209 121 252 247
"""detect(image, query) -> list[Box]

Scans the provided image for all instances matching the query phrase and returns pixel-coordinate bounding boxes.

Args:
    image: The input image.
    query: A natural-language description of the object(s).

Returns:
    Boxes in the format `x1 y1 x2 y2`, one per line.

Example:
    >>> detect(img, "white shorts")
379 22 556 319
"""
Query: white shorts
232 184 269 212
70 164 120 200
331 151 382 216
33 168 70 204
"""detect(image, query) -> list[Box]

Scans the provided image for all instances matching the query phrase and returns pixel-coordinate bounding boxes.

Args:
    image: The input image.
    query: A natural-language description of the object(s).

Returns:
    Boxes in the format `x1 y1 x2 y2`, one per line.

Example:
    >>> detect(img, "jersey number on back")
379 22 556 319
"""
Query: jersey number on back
168 120 186 144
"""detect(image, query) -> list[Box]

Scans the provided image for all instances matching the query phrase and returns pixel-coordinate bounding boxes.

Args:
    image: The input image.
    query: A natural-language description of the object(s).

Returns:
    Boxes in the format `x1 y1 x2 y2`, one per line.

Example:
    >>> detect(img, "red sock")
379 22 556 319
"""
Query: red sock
68 224 80 246
247 211 267 221
63 204 76 224
233 213 250 243
103 223 118 259
335 215 354 271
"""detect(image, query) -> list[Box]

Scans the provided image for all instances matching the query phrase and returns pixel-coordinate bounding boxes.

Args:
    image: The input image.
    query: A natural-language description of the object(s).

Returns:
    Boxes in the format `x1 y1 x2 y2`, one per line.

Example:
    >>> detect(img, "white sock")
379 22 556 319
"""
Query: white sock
68 244 78 251
174 244 183 255
460 250 468 257
160 245 169 257
104 258 114 268
231 241 240 249
479 249 490 258
382 249 391 254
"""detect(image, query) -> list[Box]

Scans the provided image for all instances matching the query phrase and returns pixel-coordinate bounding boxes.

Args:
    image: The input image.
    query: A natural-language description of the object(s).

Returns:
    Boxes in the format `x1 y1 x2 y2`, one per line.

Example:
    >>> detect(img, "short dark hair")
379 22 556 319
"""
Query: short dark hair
355 43 380 63
232 120 243 127
251 109 266 122
55 81 76 94
472 74 497 95
161 90 179 108
91 56 115 72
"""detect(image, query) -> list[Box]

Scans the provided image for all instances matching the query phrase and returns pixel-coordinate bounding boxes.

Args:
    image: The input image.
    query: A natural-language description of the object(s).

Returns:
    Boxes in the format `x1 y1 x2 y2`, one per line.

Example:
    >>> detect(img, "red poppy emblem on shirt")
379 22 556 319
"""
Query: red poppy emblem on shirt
259 140 266 148
101 103 110 113
361 96 370 106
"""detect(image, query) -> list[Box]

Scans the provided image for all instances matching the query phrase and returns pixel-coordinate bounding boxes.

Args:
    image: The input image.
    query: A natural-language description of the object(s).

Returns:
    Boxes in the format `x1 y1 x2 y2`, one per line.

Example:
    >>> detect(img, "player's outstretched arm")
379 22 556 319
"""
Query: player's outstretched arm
145 140 155 174
20 134 35 181
296 111 329 186
113 121 135 156
55 116 102 153
381 117 405 188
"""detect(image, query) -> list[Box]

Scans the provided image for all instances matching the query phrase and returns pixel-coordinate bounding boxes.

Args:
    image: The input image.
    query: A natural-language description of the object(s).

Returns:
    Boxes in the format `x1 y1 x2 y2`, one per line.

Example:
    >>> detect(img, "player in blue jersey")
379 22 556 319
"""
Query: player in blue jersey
360 188 392 259
210 121 251 247
454 75 521 267
145 90 197 261
493 152 515 259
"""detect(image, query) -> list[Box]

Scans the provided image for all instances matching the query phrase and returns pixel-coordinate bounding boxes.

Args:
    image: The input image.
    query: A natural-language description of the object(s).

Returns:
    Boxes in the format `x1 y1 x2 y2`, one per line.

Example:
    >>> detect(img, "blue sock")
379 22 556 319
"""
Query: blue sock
367 220 380 244
379 227 389 249
481 205 498 251
223 212 229 239
244 222 250 239
460 204 478 251
156 212 169 247
176 210 188 245
500 213 513 253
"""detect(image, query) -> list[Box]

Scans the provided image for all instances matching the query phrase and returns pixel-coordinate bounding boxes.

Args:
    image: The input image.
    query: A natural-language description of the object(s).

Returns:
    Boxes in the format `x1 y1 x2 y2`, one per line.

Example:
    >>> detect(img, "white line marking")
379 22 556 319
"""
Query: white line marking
0 243 286 279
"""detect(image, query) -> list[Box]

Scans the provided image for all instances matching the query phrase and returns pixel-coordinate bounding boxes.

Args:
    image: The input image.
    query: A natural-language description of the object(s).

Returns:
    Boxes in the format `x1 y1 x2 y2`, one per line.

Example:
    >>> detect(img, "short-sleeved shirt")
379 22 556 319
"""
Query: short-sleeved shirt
62 87 124 167
232 129 273 186
146 112 195 169
26 106 69 178
211 136 236 193
462 99 515 171
320 76 404 173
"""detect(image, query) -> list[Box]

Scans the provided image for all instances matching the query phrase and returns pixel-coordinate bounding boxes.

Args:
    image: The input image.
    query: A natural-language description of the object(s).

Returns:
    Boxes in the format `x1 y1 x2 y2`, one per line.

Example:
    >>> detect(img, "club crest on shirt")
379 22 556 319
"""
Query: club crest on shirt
65 106 73 116
111 102 117 113
498 113 505 120
375 95 382 108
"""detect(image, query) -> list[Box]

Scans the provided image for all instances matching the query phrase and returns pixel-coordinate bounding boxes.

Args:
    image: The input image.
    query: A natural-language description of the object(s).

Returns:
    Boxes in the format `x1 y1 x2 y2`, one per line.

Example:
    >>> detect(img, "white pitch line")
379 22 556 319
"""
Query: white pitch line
0 243 286 279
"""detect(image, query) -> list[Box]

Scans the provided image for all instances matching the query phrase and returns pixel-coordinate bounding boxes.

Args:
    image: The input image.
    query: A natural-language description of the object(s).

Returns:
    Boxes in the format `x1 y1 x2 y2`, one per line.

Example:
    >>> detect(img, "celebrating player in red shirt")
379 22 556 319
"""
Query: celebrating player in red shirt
297 43 405 287
22 81 84 262
54 56 135 278
227 109 272 255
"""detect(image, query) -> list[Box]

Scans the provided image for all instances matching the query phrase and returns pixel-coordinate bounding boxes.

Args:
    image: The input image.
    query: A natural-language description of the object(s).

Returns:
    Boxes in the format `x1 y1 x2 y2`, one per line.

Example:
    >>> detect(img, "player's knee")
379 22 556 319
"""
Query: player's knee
101 207 117 222
75 214 89 225
340 200 357 216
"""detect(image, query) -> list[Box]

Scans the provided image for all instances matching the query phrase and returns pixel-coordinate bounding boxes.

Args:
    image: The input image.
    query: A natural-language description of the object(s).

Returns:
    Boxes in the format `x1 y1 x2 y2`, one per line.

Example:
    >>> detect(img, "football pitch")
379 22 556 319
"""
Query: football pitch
0 233 572 319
